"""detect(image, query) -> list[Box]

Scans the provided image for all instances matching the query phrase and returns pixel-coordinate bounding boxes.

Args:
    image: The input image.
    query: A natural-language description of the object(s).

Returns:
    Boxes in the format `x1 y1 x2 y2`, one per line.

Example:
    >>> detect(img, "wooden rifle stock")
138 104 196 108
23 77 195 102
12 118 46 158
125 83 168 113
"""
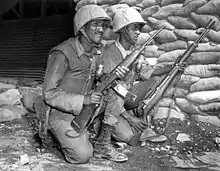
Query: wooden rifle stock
140 20 215 121
68 25 166 136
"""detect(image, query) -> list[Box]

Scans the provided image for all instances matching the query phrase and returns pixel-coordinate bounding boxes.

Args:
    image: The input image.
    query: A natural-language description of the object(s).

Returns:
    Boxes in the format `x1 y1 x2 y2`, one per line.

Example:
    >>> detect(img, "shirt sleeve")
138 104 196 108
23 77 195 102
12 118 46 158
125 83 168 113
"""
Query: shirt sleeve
43 51 84 115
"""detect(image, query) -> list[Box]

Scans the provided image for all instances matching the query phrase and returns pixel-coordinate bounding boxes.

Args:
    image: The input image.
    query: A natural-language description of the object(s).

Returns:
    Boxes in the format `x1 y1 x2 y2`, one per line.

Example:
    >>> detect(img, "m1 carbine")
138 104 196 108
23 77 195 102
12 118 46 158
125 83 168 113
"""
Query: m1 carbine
138 20 215 123
68 25 166 136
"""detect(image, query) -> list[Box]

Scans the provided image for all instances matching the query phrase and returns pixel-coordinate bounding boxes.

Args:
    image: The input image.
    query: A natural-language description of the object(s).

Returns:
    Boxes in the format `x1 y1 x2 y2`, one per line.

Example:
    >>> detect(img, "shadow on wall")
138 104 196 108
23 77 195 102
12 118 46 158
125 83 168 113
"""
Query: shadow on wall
0 14 74 81
0 0 17 16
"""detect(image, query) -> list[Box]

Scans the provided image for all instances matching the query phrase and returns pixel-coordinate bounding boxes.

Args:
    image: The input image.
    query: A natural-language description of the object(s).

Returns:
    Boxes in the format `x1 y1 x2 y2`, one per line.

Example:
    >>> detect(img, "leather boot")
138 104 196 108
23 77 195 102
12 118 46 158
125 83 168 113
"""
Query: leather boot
94 123 128 162
140 127 167 143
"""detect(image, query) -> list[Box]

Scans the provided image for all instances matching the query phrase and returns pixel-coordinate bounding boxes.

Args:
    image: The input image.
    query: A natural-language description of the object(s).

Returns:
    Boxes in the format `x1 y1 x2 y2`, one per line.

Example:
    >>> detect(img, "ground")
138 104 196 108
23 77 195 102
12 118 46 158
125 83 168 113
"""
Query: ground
0 112 219 171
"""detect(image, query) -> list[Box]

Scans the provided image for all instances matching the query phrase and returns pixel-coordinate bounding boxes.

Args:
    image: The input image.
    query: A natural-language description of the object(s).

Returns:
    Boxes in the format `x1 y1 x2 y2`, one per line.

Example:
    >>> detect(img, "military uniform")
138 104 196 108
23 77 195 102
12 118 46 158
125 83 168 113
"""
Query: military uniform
101 39 156 144
43 37 101 164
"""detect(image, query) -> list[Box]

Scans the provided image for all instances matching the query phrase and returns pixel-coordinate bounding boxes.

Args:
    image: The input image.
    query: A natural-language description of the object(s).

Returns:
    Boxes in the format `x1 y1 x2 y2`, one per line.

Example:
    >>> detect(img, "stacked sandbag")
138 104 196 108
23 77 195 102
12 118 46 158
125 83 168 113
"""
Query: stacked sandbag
18 86 42 113
0 77 44 123
74 0 220 127
0 78 28 122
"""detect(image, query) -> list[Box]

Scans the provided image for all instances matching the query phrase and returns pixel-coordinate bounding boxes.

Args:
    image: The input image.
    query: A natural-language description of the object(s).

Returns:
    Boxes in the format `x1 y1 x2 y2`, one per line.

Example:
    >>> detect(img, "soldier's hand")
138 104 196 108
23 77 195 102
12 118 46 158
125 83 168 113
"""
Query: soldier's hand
128 115 148 132
84 91 103 105
136 56 149 72
115 66 130 79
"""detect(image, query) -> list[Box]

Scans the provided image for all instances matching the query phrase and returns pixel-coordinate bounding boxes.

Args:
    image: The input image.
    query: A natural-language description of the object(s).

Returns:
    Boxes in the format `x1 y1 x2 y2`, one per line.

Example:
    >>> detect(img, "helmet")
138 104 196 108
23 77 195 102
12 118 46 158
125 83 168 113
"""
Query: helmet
74 4 111 35
112 7 146 33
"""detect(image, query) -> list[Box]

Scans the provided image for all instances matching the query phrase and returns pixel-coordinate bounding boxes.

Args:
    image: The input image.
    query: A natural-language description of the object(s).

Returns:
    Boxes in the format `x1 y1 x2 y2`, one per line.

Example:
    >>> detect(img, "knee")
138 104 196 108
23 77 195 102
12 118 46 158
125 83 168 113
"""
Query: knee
121 130 134 142
63 145 93 164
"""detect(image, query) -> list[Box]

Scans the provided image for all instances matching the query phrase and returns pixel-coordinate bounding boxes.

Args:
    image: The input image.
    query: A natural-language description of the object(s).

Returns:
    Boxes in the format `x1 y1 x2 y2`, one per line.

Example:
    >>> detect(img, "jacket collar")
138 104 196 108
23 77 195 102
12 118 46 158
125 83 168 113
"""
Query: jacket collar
74 37 91 58
115 38 134 59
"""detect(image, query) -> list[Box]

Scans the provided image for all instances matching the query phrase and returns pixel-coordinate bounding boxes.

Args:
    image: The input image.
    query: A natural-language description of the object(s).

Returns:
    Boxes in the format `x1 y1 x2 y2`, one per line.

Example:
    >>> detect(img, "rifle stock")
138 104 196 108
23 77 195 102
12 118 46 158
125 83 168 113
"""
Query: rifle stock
69 25 166 136
140 20 215 121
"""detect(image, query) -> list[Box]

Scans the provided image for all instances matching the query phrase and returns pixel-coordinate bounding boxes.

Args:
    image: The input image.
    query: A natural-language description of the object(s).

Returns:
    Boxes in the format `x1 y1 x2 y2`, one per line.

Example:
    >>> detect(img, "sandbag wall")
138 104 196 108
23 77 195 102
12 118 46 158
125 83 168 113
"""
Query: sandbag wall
74 0 220 126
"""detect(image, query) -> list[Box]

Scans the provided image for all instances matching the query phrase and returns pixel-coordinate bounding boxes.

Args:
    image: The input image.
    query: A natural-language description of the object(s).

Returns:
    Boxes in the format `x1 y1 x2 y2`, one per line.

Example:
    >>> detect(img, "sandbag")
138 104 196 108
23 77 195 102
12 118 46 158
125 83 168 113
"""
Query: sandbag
136 0 161 9
136 33 154 46
173 0 207 17
19 87 42 112
161 0 185 6
186 89 220 104
195 42 220 52
119 0 142 6
75 0 97 11
0 89 21 106
193 115 220 126
149 29 178 44
157 50 185 62
141 45 165 58
164 87 189 98
0 77 19 85
178 74 200 89
167 16 197 29
174 29 209 42
158 40 187 51
146 58 158 65
183 0 193 6
140 5 160 20
141 24 153 33
97 0 120 5
190 12 220 31
197 29 220 44
147 17 175 30
0 104 28 116
0 82 16 91
198 102 220 115
175 98 207 115
105 3 129 18
158 97 173 107
196 0 220 16
152 4 183 20
188 52 220 65
0 107 22 123
153 106 186 120
184 64 220 78
190 77 220 92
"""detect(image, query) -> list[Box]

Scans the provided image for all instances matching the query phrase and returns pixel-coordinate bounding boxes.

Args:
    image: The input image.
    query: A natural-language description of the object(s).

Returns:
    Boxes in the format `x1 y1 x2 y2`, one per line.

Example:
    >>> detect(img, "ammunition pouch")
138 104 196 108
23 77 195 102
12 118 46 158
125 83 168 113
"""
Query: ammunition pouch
112 81 137 102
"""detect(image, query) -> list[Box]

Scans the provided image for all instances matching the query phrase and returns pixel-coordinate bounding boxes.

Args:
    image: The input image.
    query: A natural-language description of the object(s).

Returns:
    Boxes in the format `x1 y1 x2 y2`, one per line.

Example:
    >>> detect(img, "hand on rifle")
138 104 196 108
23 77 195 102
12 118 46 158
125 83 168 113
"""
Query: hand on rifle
83 91 103 105
136 56 149 72
115 66 130 79
122 111 148 132
129 115 148 132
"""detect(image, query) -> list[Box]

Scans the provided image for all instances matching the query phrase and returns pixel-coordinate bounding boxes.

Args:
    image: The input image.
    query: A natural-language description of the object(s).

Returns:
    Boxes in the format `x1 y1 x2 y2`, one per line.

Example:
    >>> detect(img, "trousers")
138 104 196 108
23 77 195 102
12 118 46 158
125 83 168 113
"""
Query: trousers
48 108 133 164
48 79 156 164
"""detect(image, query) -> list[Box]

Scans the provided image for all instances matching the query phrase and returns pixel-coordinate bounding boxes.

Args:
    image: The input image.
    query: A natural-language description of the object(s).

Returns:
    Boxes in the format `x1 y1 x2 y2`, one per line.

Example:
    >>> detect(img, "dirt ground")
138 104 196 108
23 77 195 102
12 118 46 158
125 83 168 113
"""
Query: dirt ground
0 112 219 171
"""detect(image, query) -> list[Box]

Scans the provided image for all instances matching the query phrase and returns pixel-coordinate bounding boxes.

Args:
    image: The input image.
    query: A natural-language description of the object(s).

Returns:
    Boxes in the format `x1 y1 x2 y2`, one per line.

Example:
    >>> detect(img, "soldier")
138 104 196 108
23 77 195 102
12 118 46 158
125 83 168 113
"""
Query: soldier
94 7 168 158
42 4 129 164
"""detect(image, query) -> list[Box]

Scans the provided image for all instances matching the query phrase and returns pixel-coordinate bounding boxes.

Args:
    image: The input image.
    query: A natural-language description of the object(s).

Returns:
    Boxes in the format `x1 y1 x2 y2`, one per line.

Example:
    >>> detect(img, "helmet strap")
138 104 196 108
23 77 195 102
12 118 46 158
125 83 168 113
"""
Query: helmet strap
80 28 100 48
124 27 135 45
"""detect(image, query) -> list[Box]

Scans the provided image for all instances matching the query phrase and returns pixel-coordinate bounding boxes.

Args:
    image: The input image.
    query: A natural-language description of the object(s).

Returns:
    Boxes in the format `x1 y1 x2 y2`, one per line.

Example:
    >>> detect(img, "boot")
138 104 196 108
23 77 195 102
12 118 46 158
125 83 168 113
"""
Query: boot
94 123 128 162
140 127 167 143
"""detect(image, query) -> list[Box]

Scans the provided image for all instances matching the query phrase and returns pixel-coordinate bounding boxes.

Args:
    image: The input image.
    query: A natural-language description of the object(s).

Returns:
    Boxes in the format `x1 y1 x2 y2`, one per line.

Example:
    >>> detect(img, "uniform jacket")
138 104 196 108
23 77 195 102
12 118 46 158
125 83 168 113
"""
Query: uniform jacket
102 41 154 87
43 37 101 116
101 41 155 116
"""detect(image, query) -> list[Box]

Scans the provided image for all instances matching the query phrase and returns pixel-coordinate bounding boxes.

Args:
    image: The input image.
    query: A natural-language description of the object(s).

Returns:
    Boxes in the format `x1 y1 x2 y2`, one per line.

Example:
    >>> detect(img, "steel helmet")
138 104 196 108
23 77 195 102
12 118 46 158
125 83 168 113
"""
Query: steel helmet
74 4 111 35
112 7 146 33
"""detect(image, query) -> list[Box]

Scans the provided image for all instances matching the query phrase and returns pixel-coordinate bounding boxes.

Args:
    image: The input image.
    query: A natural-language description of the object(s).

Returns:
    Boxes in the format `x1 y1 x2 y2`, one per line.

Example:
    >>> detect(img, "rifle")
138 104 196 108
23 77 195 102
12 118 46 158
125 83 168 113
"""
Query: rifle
139 20 215 122
67 25 166 136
